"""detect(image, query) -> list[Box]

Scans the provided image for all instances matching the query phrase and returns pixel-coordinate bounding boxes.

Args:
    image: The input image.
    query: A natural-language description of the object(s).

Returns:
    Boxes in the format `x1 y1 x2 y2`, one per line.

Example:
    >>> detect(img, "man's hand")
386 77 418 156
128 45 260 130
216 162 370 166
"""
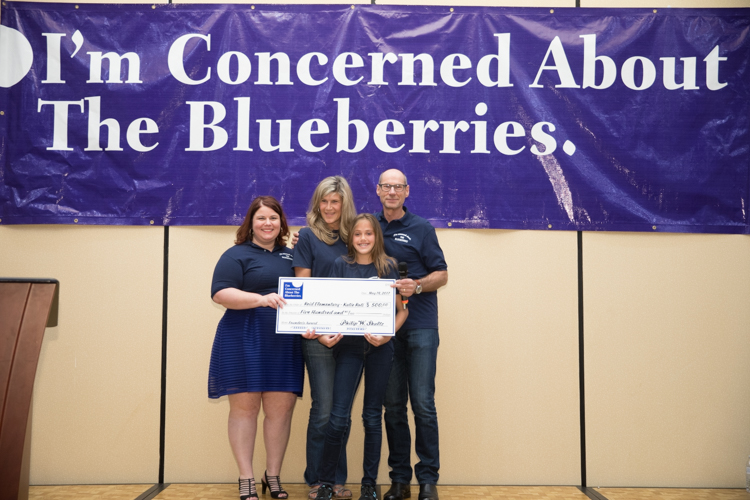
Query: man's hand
391 270 448 297
290 231 300 247
392 278 416 298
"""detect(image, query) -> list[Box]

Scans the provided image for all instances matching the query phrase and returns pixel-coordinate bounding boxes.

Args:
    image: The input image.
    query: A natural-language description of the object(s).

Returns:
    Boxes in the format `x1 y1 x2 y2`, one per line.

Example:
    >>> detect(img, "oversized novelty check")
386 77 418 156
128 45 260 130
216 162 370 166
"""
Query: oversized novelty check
276 277 396 335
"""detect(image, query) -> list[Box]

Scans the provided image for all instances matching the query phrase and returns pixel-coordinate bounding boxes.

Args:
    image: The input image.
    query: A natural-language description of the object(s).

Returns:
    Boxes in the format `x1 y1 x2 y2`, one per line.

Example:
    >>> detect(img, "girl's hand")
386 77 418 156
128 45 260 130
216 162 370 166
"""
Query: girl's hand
261 293 286 309
364 333 391 347
318 333 343 348
301 328 320 340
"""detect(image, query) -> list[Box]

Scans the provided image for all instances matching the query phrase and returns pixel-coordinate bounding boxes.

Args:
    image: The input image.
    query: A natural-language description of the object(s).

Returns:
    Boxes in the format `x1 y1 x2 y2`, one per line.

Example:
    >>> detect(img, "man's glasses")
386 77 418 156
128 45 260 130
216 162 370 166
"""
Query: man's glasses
378 183 407 193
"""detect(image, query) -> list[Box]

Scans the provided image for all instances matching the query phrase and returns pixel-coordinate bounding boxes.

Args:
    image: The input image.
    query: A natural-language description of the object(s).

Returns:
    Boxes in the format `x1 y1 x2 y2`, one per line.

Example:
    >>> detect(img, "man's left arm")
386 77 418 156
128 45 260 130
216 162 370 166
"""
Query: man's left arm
416 269 448 293
395 269 447 297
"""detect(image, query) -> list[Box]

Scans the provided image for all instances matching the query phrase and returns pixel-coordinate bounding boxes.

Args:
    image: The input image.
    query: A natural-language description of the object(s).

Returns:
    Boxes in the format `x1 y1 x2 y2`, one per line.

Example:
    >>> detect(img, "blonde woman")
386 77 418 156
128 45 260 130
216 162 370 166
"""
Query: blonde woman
292 176 357 499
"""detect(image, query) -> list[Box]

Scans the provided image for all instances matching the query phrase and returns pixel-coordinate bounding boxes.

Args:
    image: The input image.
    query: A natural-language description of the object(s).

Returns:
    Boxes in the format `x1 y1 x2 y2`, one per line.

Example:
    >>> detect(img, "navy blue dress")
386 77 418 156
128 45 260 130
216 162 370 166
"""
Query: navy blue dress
208 241 303 398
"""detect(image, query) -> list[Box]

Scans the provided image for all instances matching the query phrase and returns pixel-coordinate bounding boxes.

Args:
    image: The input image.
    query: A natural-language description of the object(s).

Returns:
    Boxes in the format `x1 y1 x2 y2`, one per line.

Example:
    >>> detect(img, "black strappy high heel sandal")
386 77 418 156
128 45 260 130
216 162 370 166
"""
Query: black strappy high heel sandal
239 477 258 500
262 470 288 499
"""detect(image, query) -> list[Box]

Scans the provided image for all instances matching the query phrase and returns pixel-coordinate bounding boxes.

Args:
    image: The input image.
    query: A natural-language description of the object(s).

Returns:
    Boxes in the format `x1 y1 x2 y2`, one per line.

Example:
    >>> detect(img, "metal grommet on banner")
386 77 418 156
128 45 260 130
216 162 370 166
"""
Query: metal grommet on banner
550 9 554 13
251 5 255 9
75 5 79 9
0 111 4 115
653 9 658 13
450 8 454 13
447 222 452 227
150 220 155 225
74 219 79 223
652 225 657 230
152 5 156 9
548 224 552 229
351 5 354 9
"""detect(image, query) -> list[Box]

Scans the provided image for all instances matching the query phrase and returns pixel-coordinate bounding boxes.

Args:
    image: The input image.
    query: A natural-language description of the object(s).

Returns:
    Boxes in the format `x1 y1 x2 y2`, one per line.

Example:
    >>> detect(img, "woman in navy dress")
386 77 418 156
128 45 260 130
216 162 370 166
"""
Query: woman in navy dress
209 196 302 500
292 176 357 499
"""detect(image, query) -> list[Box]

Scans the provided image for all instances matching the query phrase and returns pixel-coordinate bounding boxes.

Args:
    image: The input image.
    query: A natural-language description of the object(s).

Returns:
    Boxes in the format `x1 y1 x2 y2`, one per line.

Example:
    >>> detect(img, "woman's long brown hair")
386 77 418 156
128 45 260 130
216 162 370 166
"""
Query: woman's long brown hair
344 213 395 278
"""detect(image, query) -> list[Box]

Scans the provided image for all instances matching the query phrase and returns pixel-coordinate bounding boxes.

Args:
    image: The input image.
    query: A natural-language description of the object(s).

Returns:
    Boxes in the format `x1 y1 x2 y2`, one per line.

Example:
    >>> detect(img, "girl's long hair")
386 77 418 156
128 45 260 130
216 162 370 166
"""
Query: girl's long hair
345 213 396 278
235 196 289 247
306 176 356 245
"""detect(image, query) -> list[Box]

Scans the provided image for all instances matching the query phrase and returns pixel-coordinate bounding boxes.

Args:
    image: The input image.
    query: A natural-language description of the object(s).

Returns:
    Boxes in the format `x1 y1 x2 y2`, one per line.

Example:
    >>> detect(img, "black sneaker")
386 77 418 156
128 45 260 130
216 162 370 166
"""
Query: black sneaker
360 484 378 500
316 484 334 500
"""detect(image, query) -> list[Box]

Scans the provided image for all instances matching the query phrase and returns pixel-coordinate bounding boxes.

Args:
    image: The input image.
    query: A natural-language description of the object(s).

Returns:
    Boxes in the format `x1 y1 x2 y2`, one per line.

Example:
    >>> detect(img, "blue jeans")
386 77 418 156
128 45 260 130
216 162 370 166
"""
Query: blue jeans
384 328 440 485
319 336 394 486
302 338 350 486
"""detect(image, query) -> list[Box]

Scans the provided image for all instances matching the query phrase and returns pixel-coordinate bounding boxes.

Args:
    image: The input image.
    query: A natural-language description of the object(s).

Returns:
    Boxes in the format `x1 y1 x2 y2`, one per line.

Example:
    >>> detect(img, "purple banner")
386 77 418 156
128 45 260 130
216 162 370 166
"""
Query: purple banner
1 3 748 233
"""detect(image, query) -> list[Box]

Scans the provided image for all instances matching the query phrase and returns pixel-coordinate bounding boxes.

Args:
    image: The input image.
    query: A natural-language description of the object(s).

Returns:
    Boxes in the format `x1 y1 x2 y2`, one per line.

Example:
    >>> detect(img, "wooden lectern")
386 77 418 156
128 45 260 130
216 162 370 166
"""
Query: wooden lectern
0 279 59 500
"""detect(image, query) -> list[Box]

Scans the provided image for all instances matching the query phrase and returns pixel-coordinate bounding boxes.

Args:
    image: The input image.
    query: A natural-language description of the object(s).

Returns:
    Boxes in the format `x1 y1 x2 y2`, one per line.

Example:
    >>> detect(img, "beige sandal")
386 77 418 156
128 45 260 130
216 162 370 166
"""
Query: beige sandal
333 485 352 499
308 485 320 499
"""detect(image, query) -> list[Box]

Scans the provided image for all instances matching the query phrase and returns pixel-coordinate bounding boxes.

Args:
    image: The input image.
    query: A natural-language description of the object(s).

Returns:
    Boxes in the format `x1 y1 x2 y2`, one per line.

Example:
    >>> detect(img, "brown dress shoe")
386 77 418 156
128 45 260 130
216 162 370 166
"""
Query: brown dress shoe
383 483 411 500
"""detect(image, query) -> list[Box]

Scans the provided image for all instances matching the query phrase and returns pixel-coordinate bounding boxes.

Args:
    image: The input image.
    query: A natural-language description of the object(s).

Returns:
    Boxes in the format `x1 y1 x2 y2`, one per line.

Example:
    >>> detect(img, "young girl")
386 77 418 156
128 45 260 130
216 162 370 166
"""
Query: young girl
315 214 408 500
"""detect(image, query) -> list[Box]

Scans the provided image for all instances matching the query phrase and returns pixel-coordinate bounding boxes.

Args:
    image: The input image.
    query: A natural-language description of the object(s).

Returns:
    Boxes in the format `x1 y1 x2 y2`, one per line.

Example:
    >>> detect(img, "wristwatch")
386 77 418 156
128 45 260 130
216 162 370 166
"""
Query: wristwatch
415 279 422 294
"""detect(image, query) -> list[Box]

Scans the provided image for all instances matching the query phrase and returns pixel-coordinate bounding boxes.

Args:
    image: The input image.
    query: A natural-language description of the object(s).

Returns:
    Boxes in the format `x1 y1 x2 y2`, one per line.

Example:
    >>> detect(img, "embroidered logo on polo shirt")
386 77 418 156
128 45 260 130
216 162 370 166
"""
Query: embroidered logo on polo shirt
393 233 411 243
279 252 294 261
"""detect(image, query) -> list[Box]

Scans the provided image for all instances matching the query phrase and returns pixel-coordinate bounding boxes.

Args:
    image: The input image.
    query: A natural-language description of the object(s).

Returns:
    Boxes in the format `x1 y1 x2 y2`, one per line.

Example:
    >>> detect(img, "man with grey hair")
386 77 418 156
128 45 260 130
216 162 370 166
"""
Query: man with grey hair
376 168 448 500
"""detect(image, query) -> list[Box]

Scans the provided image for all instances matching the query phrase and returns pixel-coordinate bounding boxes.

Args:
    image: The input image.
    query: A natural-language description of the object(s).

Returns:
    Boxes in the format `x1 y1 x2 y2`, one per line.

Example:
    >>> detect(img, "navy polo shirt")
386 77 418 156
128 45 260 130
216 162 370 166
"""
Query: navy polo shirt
292 227 348 278
211 241 295 298
376 206 447 330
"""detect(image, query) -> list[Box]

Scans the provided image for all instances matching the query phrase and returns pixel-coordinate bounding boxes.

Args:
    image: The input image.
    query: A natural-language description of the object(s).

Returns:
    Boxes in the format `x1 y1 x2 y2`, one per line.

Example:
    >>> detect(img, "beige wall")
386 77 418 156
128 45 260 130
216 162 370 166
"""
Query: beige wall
2 0 749 489
0 226 164 484
584 233 750 487
436 229 580 485
162 227 581 486
5 224 749 487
